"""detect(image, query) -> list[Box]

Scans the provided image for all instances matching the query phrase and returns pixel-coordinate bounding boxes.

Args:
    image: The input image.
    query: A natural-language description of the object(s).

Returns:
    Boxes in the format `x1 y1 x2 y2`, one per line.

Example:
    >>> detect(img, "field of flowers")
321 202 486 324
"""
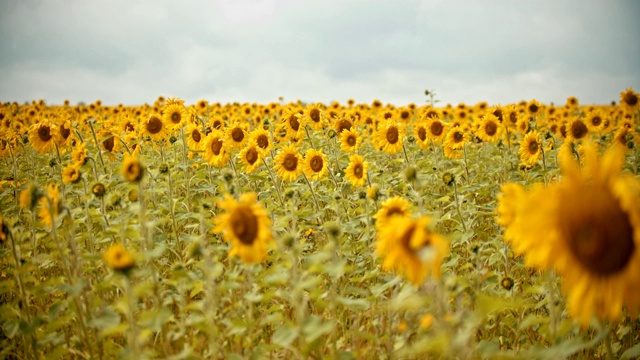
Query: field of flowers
0 89 639 359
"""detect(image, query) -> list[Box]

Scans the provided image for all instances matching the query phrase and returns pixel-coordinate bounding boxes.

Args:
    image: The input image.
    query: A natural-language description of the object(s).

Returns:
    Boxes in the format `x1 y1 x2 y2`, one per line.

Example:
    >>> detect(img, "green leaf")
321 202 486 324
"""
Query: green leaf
272 323 298 348
621 343 640 359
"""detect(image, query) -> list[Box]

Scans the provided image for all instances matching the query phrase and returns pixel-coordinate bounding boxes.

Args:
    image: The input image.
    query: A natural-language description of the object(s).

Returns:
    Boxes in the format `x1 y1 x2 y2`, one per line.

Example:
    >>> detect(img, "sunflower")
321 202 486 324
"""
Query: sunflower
526 99 542 116
375 215 449 285
0 214 8 243
443 126 468 151
498 142 640 325
29 120 58 154
71 142 88 166
518 131 542 168
100 129 120 154
38 183 62 227
273 144 303 182
143 114 168 142
375 121 405 155
104 243 135 272
19 183 41 211
213 192 274 264
613 126 637 150
185 122 205 152
163 103 187 131
344 154 368 187
584 109 606 133
374 196 411 230
203 129 230 168
302 148 328 180
226 121 248 150
281 107 305 139
619 88 639 112
339 128 361 153
238 141 263 174
424 117 446 143
249 128 272 154
303 103 325 131
122 154 144 183
476 114 503 143
62 164 82 184
567 117 589 142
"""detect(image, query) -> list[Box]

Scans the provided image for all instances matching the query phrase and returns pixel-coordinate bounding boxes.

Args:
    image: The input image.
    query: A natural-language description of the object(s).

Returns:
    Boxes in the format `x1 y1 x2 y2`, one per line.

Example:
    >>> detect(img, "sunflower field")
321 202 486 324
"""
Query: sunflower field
1 89 639 359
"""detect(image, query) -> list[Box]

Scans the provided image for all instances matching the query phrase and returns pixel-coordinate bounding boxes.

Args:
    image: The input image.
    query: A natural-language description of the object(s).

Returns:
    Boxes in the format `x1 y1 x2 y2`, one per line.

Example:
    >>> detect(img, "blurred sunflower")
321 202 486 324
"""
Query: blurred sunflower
374 196 411 230
238 141 263 174
62 164 82 184
498 142 640 325
203 129 229 168
303 103 325 131
71 142 88 166
122 154 144 183
29 120 57 154
213 192 274 264
567 117 589 142
302 148 328 180
518 131 542 168
143 114 167 142
104 243 135 272
38 183 62 227
376 215 449 285
273 144 303 182
584 110 606 133
226 122 248 150
185 122 205 152
443 126 468 151
339 128 361 153
281 107 304 139
619 88 639 112
425 117 446 143
413 120 430 149
344 154 368 187
526 99 542 116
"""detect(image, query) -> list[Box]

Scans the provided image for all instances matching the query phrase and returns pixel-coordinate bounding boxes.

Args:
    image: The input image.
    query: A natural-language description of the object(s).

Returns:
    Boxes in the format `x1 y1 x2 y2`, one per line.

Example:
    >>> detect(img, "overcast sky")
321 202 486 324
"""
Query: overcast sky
1 0 639 107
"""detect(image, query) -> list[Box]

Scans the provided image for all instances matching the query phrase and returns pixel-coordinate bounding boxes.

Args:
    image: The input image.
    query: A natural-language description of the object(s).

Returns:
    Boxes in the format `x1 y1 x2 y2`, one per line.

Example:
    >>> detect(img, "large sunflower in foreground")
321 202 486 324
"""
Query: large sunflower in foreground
375 215 449 285
498 141 640 325
213 192 274 264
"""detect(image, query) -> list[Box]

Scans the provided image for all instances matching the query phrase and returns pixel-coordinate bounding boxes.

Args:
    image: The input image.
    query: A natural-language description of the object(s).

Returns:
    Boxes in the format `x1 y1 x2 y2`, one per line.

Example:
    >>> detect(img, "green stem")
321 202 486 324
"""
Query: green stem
262 158 285 208
87 118 106 174
453 178 468 232
302 172 320 213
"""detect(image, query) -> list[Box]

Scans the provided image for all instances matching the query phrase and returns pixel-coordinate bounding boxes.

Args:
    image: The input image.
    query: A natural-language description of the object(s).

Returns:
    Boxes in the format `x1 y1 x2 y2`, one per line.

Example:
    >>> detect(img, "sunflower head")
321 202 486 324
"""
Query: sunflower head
273 144 303 182
339 128 361 153
303 148 328 180
19 183 42 211
62 164 82 184
122 155 144 183
104 243 135 273
344 154 368 187
619 88 639 111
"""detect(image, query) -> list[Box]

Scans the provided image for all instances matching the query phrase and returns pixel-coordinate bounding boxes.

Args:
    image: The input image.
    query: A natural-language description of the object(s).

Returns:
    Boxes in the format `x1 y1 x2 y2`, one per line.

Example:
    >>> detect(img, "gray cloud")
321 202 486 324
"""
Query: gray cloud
1 0 638 106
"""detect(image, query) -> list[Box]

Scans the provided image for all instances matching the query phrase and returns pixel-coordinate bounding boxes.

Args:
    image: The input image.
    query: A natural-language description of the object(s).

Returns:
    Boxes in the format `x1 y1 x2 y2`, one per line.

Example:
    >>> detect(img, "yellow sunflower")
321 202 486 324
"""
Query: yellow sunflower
226 121 248 150
71 142 88 166
375 215 449 285
302 148 328 181
143 114 168 142
344 154 368 187
518 131 542 168
62 164 82 184
104 243 135 272
498 141 640 325
584 109 606 133
375 120 405 155
619 88 639 112
162 103 187 131
203 129 230 168
443 126 468 155
281 107 305 139
374 196 411 230
213 192 274 264
273 144 303 182
413 119 431 149
29 120 58 154
303 103 325 131
185 122 205 152
238 141 263 174
249 128 272 154
339 128 362 153
121 154 144 183
566 117 589 142
38 183 62 227
476 114 503 143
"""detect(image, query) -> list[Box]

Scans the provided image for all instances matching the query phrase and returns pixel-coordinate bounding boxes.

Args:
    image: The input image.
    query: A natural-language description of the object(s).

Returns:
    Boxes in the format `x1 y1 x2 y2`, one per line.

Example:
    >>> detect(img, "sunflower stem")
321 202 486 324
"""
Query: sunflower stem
452 178 468 232
180 127 192 212
125 276 140 359
302 172 321 213
541 142 548 185
262 157 285 208
462 143 470 181
304 125 316 148
87 118 106 174
401 140 411 163
117 136 132 155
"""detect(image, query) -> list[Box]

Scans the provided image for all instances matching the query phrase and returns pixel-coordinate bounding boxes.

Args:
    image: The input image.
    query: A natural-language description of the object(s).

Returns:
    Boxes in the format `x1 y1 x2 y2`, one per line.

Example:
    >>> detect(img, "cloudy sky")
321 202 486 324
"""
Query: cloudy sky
1 0 639 107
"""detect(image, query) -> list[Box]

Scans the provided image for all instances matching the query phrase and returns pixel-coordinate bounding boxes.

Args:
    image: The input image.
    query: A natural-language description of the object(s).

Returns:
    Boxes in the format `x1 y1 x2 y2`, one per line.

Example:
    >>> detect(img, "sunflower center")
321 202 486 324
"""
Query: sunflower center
386 127 399 144
417 127 427 141
387 208 405 217
147 117 163 134
231 128 244 142
623 92 638 106
103 136 115 152
246 148 258 165
230 206 259 245
563 189 635 276
310 155 323 172
171 112 181 124
337 119 352 134
528 104 539 114
400 224 418 252
192 129 202 142
124 122 135 132
400 111 410 120
213 120 222 129
256 134 269 149
288 115 300 131
310 108 320 122
453 131 463 143
528 139 539 154
590 116 602 127
347 135 357 146
571 120 588 139
38 125 52 142
431 122 444 137
283 154 298 171
353 164 363 178
485 121 498 136
210 138 223 156
60 124 71 139
509 112 518 124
